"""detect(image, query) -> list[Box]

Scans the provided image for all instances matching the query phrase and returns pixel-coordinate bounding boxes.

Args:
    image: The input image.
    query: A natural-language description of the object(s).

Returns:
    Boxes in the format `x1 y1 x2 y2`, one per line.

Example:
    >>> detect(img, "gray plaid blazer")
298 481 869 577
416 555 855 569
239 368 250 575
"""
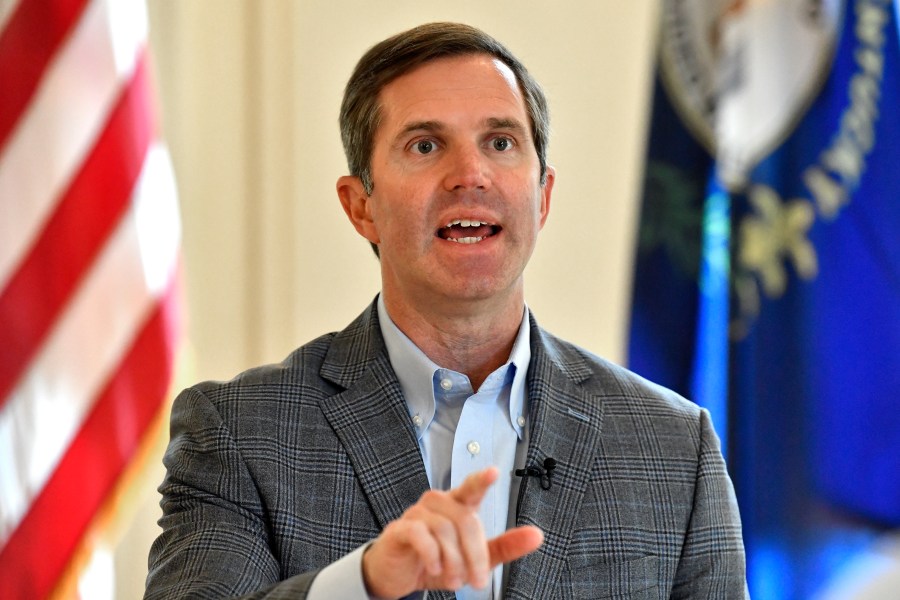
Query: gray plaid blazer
145 301 747 599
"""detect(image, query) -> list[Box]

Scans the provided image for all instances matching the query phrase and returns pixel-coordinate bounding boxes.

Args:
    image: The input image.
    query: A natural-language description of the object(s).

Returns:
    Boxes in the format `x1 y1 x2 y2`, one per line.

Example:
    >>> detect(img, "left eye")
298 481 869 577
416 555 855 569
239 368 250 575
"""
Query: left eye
413 140 436 154
491 137 513 151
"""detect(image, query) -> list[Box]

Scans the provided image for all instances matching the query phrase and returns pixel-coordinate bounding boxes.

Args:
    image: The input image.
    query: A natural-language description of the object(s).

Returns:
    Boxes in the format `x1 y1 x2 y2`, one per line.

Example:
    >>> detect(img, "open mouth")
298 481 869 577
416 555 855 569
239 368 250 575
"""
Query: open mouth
436 219 501 244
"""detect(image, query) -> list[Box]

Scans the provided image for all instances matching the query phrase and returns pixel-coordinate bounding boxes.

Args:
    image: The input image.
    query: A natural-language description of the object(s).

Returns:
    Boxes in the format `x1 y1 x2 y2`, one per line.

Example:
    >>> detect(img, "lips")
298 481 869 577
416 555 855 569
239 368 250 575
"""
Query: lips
437 219 501 244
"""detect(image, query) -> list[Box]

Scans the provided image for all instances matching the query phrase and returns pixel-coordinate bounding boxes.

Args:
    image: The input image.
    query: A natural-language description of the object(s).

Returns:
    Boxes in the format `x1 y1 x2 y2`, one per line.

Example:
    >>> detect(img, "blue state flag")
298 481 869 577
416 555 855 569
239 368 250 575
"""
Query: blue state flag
628 1 900 598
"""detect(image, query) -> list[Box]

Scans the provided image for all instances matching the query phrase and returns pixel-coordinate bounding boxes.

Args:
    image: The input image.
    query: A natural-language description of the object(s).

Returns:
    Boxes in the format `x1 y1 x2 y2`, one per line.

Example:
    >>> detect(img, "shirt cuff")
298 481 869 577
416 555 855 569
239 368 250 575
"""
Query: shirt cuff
306 542 429 600
306 543 371 600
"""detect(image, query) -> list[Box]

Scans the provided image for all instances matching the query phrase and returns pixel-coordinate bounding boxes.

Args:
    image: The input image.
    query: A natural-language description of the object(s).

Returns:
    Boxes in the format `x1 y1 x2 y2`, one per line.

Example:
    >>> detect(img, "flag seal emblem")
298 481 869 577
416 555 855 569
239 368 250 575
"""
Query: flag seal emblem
658 0 844 190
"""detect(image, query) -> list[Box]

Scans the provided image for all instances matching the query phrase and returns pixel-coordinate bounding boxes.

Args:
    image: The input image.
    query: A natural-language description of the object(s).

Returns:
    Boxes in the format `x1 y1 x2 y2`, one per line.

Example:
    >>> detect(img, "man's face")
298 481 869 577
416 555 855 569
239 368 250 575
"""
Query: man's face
339 54 554 312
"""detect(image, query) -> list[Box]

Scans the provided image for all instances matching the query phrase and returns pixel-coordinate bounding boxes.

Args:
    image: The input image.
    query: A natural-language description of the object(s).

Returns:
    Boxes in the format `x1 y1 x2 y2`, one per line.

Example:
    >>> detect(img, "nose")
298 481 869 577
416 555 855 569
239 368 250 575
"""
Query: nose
442 144 491 192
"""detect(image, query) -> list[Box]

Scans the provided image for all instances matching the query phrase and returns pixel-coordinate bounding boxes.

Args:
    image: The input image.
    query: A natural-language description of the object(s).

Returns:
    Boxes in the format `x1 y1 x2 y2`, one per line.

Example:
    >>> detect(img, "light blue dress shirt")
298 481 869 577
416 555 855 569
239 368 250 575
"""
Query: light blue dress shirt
308 297 531 600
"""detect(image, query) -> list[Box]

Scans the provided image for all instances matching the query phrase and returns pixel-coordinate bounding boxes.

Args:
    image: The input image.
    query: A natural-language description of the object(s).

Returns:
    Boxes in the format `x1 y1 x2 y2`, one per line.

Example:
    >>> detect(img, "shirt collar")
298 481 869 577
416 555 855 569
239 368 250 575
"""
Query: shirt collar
377 295 531 440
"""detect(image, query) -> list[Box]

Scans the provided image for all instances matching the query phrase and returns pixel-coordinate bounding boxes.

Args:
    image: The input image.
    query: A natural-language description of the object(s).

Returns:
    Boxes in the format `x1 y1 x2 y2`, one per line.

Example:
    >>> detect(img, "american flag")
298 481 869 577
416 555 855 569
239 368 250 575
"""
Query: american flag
0 0 181 597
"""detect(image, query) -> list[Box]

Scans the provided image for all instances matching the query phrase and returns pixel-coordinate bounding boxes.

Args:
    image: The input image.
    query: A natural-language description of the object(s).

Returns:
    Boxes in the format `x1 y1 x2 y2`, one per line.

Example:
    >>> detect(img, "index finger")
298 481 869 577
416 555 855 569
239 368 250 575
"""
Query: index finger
449 466 499 508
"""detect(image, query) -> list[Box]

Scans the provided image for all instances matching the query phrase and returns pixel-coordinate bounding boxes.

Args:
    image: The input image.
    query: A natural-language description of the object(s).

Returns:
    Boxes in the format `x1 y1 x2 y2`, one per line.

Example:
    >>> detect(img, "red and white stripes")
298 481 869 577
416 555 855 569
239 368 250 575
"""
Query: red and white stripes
0 0 181 597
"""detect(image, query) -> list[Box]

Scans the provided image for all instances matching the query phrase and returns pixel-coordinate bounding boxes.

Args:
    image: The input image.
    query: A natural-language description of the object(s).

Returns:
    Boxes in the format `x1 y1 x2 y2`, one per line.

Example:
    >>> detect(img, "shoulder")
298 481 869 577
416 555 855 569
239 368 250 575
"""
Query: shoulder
533 324 706 439
534 325 698 410
166 331 344 440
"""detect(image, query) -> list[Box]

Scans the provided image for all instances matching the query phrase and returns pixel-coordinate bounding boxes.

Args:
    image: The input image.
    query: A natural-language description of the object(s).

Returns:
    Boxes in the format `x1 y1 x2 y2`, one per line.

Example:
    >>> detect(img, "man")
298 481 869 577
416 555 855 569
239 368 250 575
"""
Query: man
145 22 747 599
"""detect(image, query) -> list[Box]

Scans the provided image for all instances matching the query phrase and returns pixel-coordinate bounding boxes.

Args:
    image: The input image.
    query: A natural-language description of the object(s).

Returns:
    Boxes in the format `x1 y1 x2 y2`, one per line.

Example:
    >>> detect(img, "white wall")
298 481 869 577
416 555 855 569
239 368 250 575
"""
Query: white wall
119 1 660 597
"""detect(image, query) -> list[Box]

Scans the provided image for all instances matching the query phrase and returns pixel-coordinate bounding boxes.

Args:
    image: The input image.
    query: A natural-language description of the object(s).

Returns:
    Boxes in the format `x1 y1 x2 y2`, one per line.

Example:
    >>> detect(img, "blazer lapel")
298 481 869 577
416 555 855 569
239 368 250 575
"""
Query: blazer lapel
318 302 432 528
318 302 459 600
507 320 606 598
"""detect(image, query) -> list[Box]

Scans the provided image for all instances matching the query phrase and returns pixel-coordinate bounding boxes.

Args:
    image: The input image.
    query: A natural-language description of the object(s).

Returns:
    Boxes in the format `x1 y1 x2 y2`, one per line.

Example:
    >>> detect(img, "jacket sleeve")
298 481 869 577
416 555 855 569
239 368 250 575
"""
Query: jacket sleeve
144 387 318 600
670 408 749 599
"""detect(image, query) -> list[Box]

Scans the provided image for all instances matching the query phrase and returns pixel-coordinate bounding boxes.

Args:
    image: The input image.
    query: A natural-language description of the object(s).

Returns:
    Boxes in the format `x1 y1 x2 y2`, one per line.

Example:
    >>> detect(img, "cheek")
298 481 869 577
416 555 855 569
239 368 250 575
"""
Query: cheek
371 190 427 240
520 185 549 220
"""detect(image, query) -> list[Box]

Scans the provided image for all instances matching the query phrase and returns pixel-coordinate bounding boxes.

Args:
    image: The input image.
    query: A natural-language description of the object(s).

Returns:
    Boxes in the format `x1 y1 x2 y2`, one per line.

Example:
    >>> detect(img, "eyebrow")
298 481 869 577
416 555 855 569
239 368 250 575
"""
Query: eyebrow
485 117 527 133
400 120 444 136
398 117 528 138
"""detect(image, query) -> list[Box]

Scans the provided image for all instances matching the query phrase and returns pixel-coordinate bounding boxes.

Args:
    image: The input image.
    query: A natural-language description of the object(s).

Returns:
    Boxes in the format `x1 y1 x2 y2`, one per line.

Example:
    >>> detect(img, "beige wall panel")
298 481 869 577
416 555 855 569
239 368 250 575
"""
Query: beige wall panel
148 0 255 380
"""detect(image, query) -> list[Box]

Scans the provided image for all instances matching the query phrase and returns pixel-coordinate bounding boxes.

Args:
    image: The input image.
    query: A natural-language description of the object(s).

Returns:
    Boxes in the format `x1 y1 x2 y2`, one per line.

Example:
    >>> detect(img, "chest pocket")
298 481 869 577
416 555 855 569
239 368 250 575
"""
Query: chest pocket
567 554 661 599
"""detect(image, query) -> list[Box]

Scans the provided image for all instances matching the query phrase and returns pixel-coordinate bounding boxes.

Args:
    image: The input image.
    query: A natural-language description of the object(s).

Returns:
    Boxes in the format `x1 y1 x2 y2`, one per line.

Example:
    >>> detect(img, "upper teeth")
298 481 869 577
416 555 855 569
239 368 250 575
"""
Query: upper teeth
445 219 488 228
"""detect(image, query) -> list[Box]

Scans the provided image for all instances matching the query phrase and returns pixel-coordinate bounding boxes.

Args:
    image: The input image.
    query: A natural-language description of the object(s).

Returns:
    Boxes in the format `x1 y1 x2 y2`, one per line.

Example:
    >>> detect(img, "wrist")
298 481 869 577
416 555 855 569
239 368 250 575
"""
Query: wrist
362 541 394 600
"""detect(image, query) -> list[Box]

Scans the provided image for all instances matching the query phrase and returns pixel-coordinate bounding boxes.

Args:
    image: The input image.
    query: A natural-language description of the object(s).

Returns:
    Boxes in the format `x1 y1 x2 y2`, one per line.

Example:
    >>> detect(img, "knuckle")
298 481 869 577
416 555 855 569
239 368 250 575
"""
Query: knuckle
433 517 456 540
404 504 426 519
383 517 413 540
409 519 430 539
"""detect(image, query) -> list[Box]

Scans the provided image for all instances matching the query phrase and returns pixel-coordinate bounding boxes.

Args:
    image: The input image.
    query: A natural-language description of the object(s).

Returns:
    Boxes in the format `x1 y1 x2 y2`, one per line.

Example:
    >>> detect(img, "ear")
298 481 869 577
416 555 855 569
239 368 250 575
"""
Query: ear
337 175 380 244
538 165 555 228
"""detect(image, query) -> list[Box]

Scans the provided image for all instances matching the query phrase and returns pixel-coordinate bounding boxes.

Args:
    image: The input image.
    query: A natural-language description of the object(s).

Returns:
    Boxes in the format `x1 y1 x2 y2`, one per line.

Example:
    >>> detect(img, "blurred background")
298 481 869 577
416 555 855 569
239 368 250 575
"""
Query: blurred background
1 0 898 598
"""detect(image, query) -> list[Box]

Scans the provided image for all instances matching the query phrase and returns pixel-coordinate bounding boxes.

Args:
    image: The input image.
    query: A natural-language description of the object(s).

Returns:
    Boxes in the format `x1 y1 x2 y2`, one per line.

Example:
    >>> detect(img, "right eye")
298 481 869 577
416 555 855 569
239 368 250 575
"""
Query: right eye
411 139 436 154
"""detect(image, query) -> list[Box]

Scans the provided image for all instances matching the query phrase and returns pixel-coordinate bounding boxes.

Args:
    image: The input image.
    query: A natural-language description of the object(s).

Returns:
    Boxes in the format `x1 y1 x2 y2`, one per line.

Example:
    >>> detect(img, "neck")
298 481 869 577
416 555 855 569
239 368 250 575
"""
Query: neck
381 291 525 390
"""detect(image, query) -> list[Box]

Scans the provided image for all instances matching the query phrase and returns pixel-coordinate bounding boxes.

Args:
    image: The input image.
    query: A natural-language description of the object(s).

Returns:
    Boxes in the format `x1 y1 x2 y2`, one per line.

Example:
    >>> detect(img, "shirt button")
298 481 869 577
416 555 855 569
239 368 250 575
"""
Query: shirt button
440 378 453 391
517 415 526 427
467 441 480 456
412 415 423 428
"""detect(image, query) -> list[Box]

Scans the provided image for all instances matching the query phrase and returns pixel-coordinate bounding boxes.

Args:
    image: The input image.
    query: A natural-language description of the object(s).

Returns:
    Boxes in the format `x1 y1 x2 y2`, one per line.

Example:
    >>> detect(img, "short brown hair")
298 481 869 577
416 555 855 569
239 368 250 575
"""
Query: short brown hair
339 22 551 195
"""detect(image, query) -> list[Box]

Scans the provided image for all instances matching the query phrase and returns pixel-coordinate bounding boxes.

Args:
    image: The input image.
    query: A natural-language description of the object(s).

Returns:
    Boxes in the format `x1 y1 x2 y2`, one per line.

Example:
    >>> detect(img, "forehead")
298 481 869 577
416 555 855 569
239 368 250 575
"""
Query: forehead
375 54 527 131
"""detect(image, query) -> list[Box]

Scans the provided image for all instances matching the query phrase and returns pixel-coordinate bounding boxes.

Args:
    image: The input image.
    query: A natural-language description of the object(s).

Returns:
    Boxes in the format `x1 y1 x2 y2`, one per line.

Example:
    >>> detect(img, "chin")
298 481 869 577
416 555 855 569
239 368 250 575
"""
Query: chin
445 277 520 304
